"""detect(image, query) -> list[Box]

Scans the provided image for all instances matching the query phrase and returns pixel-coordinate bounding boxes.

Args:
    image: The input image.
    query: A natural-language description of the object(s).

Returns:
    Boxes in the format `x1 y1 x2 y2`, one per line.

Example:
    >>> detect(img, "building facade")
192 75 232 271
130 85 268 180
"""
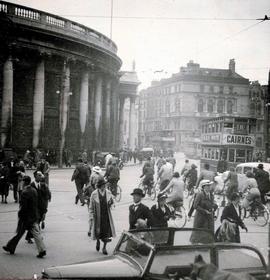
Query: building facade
0 1 138 165
139 59 255 157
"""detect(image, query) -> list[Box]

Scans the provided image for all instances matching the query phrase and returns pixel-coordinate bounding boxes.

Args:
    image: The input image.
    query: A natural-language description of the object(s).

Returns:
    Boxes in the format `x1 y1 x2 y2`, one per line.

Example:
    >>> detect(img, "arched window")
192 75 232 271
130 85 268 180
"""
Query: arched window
198 99 204 112
207 99 214 113
227 100 233 114
217 100 223 113
250 102 255 115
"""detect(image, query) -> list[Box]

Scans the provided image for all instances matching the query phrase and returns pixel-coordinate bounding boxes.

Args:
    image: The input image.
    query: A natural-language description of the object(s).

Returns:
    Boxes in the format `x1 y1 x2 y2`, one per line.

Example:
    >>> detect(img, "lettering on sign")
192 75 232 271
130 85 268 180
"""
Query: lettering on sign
202 134 221 143
222 134 255 146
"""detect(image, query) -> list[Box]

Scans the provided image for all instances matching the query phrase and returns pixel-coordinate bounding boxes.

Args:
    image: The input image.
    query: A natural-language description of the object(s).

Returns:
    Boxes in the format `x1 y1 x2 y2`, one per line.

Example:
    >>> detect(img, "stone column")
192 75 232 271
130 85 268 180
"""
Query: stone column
33 59 45 148
88 73 95 151
129 96 136 150
119 96 126 149
1 56 13 147
59 61 70 167
79 70 89 149
105 79 111 149
94 75 103 149
111 81 119 150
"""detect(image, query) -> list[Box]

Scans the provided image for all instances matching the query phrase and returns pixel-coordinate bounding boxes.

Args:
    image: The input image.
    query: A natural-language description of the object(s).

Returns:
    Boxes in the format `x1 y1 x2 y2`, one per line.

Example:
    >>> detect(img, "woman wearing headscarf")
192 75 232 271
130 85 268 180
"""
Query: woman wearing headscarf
190 180 217 244
88 177 116 255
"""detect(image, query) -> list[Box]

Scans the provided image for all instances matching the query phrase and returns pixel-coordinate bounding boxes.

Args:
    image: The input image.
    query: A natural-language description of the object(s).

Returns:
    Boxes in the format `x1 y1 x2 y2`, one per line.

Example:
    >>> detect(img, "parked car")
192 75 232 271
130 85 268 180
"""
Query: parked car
92 151 123 170
41 228 267 279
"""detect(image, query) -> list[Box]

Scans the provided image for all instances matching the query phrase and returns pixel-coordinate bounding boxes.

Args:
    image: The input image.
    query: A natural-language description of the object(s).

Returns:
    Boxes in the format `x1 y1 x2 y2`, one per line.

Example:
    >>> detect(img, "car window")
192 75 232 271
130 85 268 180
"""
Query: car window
174 230 214 246
117 234 152 269
149 248 211 275
236 167 242 174
218 248 263 270
243 167 252 174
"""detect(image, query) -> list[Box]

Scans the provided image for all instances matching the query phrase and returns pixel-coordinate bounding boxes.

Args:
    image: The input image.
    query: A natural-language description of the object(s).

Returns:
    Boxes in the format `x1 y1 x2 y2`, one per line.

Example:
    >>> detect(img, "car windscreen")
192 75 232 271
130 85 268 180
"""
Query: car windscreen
149 247 211 275
218 248 264 270
117 234 152 269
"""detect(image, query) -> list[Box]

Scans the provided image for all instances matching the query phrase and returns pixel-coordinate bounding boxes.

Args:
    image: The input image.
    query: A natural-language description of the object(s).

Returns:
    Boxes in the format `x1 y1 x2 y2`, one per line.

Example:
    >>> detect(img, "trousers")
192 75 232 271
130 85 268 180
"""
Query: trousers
5 219 46 253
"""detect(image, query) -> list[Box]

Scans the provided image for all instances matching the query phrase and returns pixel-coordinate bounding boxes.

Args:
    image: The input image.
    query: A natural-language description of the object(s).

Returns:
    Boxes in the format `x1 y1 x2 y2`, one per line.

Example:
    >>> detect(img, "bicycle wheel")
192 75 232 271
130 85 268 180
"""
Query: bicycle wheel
172 206 187 228
115 185 122 202
253 203 269 227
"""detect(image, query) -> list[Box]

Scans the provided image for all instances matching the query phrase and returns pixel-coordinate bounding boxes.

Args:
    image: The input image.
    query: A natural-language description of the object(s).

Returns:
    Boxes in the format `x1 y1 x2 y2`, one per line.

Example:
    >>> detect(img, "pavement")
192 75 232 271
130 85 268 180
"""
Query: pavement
0 153 268 278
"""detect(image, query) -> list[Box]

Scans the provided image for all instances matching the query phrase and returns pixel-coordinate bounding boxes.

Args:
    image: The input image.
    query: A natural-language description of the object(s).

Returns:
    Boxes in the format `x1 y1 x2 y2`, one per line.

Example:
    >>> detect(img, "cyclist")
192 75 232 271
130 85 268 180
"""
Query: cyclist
104 161 120 197
185 164 198 194
158 159 173 191
140 161 154 195
254 163 270 204
159 172 184 211
181 159 191 182
241 171 261 211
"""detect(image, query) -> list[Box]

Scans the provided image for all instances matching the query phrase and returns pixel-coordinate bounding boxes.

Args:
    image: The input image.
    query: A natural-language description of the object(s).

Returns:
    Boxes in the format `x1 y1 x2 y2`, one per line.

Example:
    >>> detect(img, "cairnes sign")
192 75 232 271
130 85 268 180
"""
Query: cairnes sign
222 134 255 147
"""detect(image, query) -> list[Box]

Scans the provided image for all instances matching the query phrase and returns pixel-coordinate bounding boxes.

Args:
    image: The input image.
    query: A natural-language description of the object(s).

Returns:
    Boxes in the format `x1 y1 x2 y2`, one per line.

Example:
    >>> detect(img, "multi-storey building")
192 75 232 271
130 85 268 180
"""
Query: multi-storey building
139 59 252 157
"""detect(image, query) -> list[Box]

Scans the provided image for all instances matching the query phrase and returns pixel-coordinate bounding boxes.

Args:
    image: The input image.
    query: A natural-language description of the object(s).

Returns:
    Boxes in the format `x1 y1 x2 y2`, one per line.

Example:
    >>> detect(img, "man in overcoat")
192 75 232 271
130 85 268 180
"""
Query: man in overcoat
255 164 270 204
2 175 46 258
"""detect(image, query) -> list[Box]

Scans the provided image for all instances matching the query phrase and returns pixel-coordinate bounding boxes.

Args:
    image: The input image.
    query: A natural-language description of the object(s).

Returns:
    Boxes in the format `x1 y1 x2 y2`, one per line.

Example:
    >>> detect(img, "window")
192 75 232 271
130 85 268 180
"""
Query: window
227 100 233 114
257 103 262 116
198 99 204 112
229 86 233 94
165 99 170 113
219 86 224 94
250 103 255 115
217 100 223 113
200 85 204 93
228 149 235 162
175 98 181 113
207 99 214 113
210 85 214 93
235 149 246 163
256 137 263 147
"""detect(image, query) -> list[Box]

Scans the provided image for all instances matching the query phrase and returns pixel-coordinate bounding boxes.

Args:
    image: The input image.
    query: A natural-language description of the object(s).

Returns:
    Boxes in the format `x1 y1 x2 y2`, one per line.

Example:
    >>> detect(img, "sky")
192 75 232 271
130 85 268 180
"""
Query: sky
7 0 270 89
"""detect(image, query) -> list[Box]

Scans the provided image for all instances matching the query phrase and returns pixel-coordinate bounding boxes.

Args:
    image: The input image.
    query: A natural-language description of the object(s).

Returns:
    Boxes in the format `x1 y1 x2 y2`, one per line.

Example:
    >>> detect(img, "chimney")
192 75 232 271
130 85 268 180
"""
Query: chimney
229 59 235 74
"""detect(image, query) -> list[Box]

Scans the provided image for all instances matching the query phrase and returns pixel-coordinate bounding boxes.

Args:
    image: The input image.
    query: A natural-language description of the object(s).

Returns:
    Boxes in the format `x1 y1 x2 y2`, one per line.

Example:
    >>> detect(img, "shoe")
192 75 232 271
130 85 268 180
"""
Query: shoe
36 250 46 258
26 238 34 244
14 199 18 203
81 202 85 206
4 201 7 204
96 240 100 252
41 221 45 229
75 196 79 205
102 248 108 255
3 246 14 255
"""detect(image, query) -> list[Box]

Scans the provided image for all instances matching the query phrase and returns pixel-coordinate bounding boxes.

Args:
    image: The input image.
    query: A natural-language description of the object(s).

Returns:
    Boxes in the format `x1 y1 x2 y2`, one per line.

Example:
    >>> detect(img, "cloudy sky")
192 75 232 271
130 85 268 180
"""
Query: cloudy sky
7 0 270 89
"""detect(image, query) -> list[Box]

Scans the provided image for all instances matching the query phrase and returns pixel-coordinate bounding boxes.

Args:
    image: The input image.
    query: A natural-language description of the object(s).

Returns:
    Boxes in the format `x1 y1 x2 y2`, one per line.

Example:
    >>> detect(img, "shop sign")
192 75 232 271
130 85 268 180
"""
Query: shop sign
161 137 175 142
202 134 221 143
222 134 255 146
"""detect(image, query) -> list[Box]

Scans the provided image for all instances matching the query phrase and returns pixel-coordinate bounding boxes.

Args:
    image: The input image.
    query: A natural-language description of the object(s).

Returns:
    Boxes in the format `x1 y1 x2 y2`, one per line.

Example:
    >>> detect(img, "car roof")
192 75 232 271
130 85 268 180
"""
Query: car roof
236 162 270 169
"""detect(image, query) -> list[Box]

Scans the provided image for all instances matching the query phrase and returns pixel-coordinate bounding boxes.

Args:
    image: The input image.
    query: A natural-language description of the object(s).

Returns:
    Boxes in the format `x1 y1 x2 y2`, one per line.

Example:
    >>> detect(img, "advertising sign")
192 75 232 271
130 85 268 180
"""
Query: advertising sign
222 134 255 147
202 134 221 144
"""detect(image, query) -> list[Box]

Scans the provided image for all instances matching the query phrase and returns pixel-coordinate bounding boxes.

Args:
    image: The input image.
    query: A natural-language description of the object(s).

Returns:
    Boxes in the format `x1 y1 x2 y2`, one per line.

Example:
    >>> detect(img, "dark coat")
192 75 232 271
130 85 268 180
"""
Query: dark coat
129 203 152 230
18 185 39 229
190 191 216 244
151 204 172 227
71 162 90 184
38 182 51 215
255 169 270 193
220 203 245 243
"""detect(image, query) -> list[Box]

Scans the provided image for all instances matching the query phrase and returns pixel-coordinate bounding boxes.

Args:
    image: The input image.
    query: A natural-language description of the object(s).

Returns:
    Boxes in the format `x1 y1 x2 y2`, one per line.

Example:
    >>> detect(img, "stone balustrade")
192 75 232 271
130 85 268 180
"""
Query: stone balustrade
0 1 117 54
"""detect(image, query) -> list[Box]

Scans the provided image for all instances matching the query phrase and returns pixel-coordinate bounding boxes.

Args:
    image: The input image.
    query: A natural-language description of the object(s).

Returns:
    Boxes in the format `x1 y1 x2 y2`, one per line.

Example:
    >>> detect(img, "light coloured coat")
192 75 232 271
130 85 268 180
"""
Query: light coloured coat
88 189 116 240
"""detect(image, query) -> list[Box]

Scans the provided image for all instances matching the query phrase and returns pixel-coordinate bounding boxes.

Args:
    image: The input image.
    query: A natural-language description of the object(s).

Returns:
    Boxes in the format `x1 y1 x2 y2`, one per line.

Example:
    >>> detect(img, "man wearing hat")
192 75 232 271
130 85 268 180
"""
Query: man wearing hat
254 164 270 204
129 188 152 230
3 175 46 258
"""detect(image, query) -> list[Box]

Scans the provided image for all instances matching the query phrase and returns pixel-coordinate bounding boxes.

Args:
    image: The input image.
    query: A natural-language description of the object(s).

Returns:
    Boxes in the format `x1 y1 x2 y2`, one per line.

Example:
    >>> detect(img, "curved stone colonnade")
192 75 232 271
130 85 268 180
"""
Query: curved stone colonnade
0 1 125 165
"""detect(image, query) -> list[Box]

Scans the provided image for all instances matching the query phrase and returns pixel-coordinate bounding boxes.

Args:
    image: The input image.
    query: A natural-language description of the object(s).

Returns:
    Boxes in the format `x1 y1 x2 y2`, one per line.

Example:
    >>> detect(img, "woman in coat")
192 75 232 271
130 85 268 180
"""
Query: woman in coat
216 192 247 243
89 177 116 255
190 180 217 244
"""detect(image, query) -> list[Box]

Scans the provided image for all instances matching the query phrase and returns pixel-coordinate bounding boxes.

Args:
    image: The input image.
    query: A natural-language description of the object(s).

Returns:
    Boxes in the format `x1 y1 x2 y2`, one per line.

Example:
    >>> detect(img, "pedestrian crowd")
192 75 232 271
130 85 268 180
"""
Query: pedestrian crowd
2 149 270 259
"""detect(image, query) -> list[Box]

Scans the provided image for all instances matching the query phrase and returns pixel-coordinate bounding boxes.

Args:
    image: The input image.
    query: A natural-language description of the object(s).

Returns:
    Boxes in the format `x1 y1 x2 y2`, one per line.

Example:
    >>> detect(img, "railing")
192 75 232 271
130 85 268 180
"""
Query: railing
0 1 118 54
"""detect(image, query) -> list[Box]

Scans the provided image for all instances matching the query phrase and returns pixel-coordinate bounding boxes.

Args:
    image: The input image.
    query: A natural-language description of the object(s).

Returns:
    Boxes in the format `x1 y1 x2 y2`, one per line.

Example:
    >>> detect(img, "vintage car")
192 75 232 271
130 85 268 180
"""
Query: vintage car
41 228 267 280
92 151 123 170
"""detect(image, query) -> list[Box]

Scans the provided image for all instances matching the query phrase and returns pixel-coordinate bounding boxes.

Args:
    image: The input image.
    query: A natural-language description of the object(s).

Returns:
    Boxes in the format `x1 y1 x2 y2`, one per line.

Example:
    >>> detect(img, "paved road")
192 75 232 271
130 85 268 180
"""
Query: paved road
0 154 268 278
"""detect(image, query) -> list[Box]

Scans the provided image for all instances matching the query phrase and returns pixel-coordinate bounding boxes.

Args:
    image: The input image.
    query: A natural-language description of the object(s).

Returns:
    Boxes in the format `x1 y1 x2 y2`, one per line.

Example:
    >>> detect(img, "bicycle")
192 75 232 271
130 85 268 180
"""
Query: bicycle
240 193 269 227
138 178 156 201
106 181 122 203
168 201 187 228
